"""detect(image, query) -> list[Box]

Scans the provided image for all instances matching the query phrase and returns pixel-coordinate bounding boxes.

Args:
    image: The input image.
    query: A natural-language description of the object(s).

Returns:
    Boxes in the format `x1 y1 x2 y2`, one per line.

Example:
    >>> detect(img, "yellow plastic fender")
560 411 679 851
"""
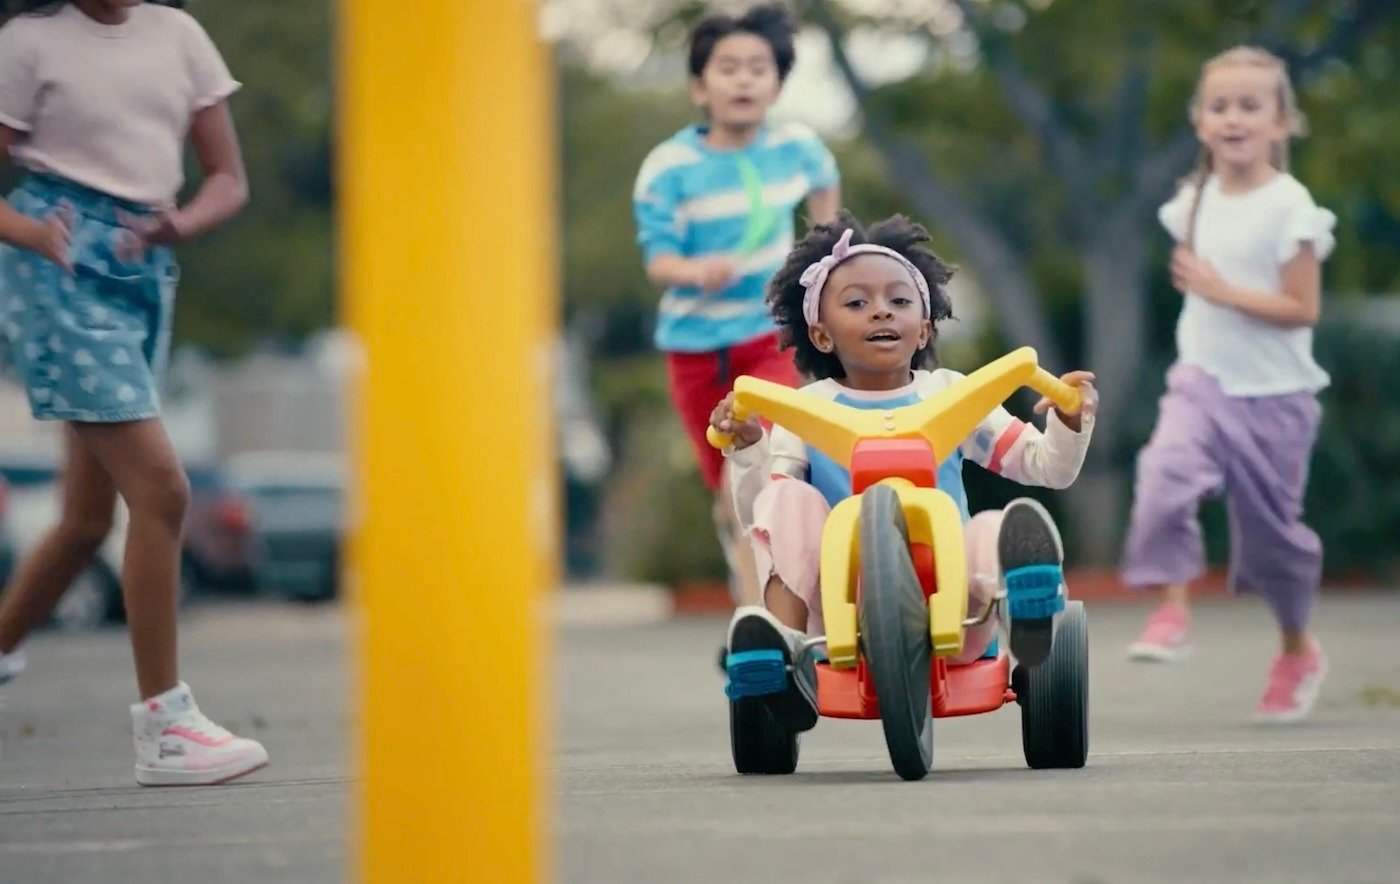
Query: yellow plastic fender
880 482 969 657
818 495 863 668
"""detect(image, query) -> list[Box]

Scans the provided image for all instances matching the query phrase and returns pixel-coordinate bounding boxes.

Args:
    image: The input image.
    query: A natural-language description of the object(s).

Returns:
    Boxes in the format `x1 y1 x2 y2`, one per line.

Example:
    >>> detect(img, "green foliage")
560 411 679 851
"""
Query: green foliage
560 65 692 334
1305 317 1400 577
172 1 334 357
566 2 1400 582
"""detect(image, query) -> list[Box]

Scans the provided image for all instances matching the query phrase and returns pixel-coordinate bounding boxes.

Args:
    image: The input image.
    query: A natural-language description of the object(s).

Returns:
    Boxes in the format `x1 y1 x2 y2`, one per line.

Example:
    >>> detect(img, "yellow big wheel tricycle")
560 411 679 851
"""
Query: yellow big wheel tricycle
709 347 1090 781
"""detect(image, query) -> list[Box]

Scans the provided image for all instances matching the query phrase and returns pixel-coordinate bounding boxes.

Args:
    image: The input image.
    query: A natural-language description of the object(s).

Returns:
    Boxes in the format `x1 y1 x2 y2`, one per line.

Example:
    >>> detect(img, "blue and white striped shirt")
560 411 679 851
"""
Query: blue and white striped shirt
633 122 839 353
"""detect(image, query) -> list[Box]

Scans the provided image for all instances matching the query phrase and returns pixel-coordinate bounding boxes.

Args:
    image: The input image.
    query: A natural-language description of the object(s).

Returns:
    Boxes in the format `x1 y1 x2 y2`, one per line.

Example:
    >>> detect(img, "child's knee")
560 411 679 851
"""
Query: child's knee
132 466 191 530
750 481 828 611
1234 525 1322 590
769 477 825 503
751 481 828 559
964 510 1003 576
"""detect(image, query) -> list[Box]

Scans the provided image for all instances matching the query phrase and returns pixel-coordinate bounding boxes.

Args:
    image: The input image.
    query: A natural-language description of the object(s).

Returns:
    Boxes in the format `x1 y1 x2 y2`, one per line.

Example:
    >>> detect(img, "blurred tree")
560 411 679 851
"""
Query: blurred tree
558 0 1400 579
173 1 334 357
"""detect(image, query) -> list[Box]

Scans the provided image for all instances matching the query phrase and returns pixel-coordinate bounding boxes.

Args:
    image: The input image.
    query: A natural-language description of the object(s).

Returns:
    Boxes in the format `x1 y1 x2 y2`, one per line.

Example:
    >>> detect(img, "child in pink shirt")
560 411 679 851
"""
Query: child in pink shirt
0 0 266 786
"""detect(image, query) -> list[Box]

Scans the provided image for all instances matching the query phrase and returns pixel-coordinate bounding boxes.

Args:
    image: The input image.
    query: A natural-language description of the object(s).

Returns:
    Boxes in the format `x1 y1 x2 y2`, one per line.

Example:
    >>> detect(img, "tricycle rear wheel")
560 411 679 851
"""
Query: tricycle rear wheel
729 696 799 774
858 482 934 782
1019 600 1089 769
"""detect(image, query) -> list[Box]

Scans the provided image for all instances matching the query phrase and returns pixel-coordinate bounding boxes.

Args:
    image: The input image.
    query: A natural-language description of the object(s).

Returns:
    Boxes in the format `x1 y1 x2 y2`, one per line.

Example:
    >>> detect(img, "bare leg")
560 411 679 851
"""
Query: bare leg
715 464 761 607
762 575 807 633
1280 628 1311 656
0 426 117 653
1163 582 1190 612
72 419 189 700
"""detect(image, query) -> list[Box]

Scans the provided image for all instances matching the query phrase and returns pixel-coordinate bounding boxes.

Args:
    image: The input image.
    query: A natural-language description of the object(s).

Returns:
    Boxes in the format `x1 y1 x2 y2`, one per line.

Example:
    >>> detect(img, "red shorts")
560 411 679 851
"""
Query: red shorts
665 332 800 491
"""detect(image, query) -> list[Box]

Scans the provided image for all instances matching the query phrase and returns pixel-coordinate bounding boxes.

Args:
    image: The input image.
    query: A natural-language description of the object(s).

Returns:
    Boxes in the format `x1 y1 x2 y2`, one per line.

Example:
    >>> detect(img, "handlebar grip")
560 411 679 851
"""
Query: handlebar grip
1030 368 1081 415
706 399 752 449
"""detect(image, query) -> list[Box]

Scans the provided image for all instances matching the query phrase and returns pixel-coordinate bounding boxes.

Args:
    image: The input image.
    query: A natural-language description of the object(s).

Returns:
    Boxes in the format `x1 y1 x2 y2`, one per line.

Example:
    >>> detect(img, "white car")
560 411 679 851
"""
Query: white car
0 450 129 631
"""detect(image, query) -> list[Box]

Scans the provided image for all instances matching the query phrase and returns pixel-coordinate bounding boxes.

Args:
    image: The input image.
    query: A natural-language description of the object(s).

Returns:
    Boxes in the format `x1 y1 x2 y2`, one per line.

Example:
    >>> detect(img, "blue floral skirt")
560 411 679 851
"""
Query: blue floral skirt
0 173 177 422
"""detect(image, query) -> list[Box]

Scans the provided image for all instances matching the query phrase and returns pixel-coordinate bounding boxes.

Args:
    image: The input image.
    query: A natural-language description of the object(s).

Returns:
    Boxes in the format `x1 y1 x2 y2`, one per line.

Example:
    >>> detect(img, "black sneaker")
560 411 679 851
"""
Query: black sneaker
723 606 819 733
998 498 1067 668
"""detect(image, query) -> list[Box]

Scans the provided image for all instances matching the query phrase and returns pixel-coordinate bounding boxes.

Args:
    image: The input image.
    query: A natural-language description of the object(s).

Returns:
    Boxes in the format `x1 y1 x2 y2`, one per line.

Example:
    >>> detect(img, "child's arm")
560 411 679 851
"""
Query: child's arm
1171 244 1320 328
645 253 737 293
0 126 72 269
805 185 840 227
710 392 807 530
0 27 70 266
169 103 249 239
797 126 841 227
633 151 737 294
961 374 1098 490
121 104 249 249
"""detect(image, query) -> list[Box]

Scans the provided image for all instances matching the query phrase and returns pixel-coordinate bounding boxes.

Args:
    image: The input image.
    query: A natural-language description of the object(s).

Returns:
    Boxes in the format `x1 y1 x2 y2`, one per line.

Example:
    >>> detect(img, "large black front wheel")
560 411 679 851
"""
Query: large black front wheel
858 483 933 781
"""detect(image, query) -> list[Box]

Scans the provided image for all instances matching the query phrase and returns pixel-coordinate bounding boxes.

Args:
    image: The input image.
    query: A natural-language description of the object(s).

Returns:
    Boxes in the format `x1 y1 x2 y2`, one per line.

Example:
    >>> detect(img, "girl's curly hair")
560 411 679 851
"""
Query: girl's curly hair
767 210 955 380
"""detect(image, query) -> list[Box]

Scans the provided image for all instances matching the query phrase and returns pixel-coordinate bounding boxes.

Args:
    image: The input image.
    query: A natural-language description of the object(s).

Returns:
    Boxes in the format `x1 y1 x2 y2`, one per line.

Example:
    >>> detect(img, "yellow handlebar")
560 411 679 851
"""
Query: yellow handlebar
1029 367 1082 416
706 397 753 451
705 348 1082 464
706 422 740 451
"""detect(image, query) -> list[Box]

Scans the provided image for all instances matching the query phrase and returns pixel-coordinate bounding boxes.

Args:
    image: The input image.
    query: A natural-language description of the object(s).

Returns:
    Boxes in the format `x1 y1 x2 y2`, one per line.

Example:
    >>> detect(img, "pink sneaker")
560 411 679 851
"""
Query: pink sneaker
131 682 268 786
1255 640 1327 724
1126 601 1191 662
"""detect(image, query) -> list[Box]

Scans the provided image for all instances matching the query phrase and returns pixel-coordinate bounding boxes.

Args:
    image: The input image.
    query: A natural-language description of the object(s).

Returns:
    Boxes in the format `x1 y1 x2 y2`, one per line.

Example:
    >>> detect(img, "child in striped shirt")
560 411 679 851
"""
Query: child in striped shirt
633 4 839 609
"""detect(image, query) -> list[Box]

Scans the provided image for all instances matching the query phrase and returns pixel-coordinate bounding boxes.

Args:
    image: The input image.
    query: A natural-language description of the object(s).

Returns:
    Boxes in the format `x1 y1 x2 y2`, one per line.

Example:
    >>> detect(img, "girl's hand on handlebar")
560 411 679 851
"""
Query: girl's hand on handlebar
1033 370 1097 432
710 392 763 450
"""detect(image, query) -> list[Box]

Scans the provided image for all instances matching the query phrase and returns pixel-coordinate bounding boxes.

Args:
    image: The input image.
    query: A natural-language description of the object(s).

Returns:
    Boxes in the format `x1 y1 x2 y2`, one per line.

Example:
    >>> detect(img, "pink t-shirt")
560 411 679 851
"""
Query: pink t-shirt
0 3 239 206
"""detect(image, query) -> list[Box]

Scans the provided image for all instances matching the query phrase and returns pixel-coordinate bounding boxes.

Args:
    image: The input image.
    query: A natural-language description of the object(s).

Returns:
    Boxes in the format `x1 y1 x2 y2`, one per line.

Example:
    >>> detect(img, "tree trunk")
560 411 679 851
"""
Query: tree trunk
1066 217 1152 564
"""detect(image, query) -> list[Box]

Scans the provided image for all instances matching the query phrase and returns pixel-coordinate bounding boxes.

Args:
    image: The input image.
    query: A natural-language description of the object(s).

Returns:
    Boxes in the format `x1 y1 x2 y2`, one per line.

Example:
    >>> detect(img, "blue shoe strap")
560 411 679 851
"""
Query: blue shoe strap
724 649 788 701
1004 564 1063 592
1005 565 1066 619
727 649 786 667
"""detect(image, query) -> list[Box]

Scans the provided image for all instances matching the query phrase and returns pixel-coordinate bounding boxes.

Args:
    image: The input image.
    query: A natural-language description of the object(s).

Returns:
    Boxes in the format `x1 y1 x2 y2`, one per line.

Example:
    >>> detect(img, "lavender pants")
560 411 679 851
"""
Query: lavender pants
1121 364 1323 630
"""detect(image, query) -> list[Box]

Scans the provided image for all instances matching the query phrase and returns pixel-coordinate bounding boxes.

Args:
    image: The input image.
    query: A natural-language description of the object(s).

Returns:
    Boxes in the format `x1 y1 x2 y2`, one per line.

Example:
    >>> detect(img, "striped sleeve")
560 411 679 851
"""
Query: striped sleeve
633 142 696 263
964 407 1093 490
961 404 1028 475
774 122 839 192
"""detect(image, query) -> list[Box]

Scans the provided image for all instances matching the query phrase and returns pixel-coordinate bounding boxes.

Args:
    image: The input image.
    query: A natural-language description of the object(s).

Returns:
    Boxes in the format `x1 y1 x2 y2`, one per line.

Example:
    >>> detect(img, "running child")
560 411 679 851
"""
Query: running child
633 4 840 610
0 0 267 784
1121 47 1335 724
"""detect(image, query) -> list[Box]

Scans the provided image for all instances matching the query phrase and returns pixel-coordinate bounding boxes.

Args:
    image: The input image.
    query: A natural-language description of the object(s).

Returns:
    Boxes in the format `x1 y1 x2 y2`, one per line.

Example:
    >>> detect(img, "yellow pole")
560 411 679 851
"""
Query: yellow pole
341 1 555 881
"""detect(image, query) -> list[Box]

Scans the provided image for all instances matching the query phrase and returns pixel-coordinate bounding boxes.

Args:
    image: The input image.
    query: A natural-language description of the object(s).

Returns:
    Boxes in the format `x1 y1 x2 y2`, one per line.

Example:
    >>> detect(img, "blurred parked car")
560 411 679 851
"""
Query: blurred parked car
0 452 257 630
555 334 611 579
0 449 124 631
226 450 345 603
184 464 260 594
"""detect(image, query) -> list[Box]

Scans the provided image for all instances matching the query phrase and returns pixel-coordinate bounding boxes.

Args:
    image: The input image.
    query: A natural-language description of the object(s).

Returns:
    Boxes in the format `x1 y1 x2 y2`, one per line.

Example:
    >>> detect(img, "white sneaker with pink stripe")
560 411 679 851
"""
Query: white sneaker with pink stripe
131 682 268 786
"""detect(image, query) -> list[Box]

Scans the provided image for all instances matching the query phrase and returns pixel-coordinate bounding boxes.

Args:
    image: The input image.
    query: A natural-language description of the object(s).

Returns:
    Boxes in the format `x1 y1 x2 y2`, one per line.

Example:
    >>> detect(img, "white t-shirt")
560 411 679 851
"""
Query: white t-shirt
1159 172 1335 396
0 3 239 206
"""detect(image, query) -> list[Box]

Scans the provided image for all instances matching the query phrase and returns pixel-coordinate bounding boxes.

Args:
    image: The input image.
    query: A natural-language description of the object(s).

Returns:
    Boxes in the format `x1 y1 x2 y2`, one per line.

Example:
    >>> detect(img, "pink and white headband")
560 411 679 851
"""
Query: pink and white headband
799 228 932 327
